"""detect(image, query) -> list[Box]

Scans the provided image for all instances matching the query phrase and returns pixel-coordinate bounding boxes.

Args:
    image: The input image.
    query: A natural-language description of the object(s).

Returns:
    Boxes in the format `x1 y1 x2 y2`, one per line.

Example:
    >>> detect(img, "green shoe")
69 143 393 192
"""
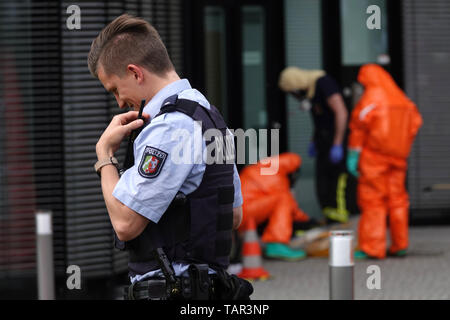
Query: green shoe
388 249 407 257
354 250 369 260
264 243 307 261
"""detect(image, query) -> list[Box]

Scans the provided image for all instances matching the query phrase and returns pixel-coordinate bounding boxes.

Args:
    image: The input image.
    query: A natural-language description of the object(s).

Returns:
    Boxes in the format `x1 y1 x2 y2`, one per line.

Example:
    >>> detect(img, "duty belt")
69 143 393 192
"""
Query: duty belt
124 275 218 300
126 278 173 300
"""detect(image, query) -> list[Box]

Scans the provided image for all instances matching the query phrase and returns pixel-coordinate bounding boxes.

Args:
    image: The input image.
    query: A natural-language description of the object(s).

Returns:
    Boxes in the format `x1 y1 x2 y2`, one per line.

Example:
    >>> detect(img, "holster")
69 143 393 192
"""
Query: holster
213 268 254 300
182 264 211 300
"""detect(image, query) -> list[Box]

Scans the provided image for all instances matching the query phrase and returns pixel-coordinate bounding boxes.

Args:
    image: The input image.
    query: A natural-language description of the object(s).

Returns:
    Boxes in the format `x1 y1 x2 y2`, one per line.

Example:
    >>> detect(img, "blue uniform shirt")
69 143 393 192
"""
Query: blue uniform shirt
112 79 243 282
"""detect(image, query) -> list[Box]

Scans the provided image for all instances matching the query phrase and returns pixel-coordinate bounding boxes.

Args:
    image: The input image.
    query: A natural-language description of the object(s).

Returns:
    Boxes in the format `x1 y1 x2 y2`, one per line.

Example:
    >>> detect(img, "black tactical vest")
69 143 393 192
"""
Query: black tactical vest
115 95 235 277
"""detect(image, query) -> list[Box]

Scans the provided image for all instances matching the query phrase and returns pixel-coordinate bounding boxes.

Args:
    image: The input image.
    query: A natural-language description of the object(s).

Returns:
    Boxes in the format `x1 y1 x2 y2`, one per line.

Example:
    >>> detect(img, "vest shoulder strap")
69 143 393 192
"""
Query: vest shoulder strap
155 94 227 130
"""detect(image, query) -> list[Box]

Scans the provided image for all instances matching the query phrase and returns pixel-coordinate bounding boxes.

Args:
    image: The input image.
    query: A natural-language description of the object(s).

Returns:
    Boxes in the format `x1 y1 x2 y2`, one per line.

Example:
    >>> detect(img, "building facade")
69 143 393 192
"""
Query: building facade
0 0 449 298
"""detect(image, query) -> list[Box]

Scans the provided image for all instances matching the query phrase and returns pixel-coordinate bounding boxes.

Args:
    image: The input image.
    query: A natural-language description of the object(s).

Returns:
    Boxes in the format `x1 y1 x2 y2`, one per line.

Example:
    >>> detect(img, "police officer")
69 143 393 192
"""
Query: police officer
88 14 252 300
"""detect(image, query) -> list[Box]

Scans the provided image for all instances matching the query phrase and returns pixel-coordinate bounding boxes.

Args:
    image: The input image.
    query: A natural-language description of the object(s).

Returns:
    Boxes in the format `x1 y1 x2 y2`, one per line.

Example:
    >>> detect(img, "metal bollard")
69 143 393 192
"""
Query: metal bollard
36 210 55 300
329 230 354 300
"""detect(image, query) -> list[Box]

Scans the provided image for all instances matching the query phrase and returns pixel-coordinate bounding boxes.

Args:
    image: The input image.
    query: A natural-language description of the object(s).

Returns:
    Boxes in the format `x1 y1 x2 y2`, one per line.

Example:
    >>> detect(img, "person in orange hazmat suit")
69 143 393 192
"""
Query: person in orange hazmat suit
347 64 422 259
238 152 310 260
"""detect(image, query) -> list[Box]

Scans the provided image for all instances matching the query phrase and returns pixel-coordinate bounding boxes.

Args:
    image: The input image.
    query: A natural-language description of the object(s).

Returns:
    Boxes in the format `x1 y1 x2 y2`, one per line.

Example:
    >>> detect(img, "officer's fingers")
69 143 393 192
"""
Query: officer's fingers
115 111 140 124
123 119 144 135
123 111 151 124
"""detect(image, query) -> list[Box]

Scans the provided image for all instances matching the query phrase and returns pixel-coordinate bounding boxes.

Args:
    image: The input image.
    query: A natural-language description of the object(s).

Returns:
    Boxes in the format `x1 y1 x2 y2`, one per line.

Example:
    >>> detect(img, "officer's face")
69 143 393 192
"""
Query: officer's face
97 64 143 111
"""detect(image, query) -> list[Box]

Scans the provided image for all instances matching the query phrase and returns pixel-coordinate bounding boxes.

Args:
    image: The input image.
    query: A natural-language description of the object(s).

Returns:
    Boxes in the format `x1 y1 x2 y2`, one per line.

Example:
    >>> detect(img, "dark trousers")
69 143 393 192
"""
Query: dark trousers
315 152 358 223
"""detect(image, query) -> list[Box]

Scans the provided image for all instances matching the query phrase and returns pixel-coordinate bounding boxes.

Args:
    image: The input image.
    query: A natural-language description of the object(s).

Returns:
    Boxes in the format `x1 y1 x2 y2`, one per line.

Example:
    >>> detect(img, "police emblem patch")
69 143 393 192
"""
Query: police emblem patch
138 146 168 178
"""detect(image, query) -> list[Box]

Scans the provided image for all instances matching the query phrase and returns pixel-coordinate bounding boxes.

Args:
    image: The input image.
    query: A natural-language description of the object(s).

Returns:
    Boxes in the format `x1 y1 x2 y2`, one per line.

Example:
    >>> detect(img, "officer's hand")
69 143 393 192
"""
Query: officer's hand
96 111 149 158
329 144 343 164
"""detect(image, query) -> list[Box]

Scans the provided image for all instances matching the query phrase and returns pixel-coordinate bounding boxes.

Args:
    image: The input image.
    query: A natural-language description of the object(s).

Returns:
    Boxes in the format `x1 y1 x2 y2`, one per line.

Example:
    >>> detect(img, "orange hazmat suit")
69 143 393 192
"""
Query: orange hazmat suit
348 64 422 258
238 152 310 244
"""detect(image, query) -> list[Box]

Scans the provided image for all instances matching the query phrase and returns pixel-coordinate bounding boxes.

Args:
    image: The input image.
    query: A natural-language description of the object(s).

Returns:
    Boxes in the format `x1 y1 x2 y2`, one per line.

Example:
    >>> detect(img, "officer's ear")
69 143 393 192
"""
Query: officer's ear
127 64 144 83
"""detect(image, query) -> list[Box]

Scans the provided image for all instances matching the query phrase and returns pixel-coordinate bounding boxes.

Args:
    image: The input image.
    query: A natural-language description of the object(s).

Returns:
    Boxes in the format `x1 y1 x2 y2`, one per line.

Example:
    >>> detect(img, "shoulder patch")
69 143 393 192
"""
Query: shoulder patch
138 146 168 178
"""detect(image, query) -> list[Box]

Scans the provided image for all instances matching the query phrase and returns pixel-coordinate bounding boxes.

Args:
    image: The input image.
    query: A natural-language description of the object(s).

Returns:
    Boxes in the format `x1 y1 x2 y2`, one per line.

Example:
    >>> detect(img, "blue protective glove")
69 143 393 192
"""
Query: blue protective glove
308 141 316 158
346 149 360 177
329 144 344 164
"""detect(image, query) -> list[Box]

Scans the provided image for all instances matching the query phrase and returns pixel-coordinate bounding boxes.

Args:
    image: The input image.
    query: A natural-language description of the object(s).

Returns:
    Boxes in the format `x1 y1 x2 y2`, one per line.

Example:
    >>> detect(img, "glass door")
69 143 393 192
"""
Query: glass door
204 6 229 122
340 0 389 108
199 0 284 167
242 5 267 131
241 5 268 164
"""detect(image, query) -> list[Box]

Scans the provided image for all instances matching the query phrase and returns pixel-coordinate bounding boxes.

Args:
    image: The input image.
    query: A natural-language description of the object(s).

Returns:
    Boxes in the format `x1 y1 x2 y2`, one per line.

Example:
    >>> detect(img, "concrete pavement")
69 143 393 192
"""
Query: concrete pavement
249 221 450 300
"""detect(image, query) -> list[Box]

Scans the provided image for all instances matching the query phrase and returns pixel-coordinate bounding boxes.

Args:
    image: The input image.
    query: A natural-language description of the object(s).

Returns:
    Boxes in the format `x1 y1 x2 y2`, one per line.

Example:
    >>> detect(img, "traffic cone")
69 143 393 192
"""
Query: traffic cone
238 219 270 280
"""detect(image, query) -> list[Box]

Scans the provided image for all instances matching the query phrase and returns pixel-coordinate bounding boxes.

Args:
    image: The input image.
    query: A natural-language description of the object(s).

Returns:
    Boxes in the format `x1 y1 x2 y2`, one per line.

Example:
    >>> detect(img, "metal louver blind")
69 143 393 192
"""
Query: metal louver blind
61 0 184 278
0 1 64 278
141 0 184 76
1 0 184 283
403 0 450 212
61 0 126 278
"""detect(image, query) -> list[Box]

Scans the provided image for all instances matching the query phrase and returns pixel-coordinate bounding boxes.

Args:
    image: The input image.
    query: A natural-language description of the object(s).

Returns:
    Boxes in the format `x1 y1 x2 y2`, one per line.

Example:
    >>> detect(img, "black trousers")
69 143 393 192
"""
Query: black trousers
315 152 358 222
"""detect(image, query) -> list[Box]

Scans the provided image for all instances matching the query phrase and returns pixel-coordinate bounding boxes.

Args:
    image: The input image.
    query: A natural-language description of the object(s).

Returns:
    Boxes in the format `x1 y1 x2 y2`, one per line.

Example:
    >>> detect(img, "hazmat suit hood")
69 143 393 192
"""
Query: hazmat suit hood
358 64 413 106
279 67 325 99
350 63 423 160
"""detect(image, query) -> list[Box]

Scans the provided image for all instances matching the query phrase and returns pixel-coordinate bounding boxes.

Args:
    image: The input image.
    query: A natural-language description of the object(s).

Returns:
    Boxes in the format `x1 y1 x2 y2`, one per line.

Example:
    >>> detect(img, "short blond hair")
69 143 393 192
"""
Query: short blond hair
88 14 174 78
